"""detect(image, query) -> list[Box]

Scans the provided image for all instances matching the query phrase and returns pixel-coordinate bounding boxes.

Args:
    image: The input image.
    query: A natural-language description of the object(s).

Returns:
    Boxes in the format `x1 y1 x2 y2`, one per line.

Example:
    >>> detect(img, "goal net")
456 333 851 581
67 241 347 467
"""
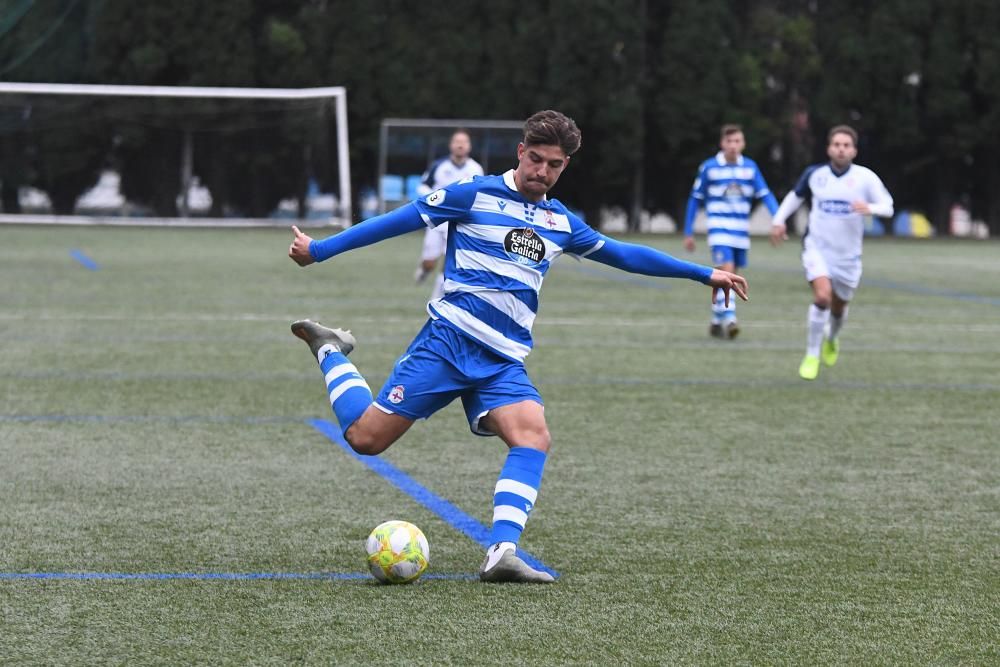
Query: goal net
0 82 351 227
376 118 523 215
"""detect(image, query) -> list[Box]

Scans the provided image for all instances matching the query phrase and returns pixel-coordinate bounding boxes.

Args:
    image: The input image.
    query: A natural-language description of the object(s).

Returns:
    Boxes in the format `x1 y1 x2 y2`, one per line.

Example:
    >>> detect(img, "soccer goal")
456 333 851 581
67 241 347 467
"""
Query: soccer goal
377 118 524 214
0 82 351 227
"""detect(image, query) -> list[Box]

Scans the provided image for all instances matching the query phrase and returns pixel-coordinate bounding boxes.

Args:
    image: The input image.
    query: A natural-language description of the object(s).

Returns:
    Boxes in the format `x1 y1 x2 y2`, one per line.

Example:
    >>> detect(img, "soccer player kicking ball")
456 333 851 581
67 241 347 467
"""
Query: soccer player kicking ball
288 110 747 583
770 125 894 380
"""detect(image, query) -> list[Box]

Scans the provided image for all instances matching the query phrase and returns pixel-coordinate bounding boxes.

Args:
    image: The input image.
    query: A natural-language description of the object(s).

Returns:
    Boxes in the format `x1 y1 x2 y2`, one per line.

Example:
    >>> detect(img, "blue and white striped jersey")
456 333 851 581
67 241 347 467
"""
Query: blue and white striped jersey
411 169 603 362
687 152 778 250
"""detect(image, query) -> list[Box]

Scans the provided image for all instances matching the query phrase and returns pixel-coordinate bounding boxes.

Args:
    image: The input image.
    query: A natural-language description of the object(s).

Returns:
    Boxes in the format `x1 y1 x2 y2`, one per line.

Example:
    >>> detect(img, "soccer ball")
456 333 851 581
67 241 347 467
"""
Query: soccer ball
365 520 429 584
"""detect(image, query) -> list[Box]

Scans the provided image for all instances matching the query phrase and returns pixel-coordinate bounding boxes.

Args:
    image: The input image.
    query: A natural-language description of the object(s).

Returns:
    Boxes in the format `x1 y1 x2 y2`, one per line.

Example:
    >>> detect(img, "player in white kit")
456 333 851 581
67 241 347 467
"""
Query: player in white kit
770 125 894 380
414 129 484 300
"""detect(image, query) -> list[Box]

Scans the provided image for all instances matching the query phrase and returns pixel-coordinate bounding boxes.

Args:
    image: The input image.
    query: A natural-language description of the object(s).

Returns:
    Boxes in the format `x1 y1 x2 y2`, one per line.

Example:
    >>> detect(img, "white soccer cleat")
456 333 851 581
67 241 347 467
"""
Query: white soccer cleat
479 545 554 584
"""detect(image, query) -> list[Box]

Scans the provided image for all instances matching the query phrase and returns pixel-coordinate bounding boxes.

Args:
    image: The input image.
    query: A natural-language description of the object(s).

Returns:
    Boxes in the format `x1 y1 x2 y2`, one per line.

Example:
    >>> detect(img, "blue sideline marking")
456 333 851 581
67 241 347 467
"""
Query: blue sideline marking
69 249 100 271
310 418 559 578
0 572 475 581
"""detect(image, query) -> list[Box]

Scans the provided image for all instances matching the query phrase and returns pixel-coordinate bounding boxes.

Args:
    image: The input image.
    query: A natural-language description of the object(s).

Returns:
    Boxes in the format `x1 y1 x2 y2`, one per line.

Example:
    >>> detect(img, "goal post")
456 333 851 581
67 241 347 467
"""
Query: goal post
0 82 351 227
377 118 523 214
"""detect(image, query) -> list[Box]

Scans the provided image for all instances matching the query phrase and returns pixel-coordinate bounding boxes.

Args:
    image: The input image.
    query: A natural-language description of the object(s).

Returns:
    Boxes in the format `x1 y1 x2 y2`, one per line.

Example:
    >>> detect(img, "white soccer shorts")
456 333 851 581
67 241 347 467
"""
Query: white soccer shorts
802 240 862 302
420 224 449 262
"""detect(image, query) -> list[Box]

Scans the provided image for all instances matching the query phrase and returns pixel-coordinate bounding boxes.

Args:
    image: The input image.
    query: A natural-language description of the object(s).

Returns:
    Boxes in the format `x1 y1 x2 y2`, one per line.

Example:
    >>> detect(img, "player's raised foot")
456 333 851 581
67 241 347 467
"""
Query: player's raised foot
709 322 724 339
725 320 740 340
798 354 820 381
479 545 554 584
290 319 356 358
821 338 840 367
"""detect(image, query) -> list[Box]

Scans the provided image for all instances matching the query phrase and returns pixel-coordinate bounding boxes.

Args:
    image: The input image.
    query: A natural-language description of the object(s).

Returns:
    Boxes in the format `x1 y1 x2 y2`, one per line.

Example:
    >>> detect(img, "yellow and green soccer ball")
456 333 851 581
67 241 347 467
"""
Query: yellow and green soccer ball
365 520 429 584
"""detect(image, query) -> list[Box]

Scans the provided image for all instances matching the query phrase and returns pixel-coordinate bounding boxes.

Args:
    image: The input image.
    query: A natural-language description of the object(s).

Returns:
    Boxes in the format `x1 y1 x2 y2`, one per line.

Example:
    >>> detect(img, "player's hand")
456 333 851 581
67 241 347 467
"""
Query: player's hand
289 225 315 266
707 269 748 308
683 236 696 253
769 223 788 247
851 201 872 215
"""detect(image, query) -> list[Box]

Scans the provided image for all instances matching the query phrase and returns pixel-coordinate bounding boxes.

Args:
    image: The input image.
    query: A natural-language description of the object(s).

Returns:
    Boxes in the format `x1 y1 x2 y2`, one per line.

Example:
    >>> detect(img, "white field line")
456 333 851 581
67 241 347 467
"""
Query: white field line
2 311 1000 333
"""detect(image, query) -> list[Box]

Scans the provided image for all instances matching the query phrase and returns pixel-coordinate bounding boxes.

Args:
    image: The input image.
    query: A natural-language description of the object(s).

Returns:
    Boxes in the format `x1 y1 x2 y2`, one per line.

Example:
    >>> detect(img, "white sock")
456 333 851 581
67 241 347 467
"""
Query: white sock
315 343 338 363
807 304 829 357
483 541 516 570
829 307 848 342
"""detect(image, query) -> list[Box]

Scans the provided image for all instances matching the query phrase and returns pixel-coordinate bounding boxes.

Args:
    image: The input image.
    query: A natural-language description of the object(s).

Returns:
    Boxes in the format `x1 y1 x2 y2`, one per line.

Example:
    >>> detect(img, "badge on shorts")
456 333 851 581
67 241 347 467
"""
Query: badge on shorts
388 385 405 404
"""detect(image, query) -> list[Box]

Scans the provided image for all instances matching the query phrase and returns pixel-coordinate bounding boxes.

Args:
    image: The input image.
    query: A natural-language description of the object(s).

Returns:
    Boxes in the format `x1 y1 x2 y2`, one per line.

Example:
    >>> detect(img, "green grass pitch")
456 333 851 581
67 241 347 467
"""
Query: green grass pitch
1 225 998 664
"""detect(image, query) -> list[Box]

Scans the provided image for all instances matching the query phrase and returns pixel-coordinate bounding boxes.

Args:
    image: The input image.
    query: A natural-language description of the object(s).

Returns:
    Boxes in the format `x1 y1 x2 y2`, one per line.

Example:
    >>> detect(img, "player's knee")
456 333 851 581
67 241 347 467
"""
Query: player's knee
522 425 551 453
344 424 391 456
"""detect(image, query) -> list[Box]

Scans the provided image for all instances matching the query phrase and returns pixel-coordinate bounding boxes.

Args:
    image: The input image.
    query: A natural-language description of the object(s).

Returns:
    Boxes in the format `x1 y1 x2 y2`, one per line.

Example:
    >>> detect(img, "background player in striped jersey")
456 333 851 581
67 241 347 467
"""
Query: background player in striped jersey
288 110 747 583
414 129 484 301
770 125 894 380
684 124 779 339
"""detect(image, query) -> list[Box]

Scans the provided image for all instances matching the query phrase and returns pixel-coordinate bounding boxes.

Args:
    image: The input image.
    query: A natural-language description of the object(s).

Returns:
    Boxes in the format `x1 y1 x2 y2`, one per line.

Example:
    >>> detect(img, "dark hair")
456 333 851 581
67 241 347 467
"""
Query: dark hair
828 124 858 146
523 110 582 155
451 128 471 141
720 124 743 140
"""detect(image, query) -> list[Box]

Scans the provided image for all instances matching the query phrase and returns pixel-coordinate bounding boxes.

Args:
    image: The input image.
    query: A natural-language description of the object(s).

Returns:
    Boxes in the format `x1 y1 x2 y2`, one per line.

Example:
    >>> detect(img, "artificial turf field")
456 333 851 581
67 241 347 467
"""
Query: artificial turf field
1 225 997 664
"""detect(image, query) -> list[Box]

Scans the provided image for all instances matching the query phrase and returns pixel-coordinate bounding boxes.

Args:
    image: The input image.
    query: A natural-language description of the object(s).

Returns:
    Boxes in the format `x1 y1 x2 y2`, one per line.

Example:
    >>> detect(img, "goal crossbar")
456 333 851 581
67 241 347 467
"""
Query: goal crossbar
0 82 351 225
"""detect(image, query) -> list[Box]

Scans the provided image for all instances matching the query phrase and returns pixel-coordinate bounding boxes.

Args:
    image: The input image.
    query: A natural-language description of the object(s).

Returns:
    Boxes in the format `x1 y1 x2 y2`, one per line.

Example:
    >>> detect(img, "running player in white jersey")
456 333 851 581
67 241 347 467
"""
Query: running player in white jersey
288 110 747 583
684 125 779 339
770 125 894 380
414 129 484 300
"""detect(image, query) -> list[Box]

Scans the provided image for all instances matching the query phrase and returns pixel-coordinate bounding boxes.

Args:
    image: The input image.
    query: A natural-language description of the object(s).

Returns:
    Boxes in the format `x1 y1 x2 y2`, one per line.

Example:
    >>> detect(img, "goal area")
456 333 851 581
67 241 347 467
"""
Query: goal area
376 118 523 214
0 82 351 228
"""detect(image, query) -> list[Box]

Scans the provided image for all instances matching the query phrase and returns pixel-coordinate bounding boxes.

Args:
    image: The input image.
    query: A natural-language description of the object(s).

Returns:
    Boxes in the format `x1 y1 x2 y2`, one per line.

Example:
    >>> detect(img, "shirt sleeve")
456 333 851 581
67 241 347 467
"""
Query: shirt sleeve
586 234 713 283
410 176 480 229
308 203 426 262
753 166 780 215
865 170 894 218
558 212 604 258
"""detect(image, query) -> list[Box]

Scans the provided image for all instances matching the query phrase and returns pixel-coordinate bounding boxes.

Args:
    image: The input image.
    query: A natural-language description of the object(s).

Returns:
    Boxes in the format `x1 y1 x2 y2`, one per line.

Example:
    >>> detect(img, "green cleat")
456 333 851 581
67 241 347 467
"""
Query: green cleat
290 319 356 358
479 547 555 584
799 354 820 381
821 338 840 367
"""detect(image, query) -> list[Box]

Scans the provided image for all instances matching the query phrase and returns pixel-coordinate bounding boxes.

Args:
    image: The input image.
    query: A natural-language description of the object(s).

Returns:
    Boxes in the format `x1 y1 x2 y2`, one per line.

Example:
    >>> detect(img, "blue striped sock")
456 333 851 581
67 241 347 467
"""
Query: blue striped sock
713 290 736 323
490 447 547 546
320 352 372 432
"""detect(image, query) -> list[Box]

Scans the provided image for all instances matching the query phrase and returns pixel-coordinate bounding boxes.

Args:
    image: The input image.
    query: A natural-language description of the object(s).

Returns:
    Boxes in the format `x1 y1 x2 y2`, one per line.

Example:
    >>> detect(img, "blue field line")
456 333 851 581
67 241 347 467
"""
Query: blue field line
862 277 1000 306
0 414 309 425
310 418 559 579
69 248 100 271
0 571 475 582
762 265 1000 306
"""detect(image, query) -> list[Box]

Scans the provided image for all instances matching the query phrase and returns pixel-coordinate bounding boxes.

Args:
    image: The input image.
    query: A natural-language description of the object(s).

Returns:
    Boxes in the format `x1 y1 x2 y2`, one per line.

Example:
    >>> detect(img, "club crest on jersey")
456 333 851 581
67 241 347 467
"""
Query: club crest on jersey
543 209 556 227
504 227 545 266
425 189 446 206
388 385 405 404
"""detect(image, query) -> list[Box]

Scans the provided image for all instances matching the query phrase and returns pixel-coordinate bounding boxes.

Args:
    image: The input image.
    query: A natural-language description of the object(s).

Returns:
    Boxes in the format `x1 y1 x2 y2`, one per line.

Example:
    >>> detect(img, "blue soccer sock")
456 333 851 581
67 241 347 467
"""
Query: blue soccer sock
712 289 736 323
489 447 547 547
320 351 372 432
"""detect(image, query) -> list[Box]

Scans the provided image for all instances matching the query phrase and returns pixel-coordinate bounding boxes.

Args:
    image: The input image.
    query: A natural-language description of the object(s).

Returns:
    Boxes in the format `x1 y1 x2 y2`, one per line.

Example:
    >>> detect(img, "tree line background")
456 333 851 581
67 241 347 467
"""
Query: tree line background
1 0 998 233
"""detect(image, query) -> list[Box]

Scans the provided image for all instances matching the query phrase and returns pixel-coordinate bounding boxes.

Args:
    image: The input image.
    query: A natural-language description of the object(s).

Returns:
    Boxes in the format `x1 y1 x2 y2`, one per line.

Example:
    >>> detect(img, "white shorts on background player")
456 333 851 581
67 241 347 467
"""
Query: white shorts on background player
421 223 448 261
802 236 861 301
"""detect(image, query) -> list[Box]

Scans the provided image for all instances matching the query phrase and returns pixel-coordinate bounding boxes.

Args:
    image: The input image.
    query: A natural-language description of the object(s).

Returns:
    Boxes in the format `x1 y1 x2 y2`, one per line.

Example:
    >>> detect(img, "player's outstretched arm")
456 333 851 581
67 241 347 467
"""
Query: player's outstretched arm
770 191 804 247
289 225 316 266
287 203 426 267
587 236 713 281
707 268 748 308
